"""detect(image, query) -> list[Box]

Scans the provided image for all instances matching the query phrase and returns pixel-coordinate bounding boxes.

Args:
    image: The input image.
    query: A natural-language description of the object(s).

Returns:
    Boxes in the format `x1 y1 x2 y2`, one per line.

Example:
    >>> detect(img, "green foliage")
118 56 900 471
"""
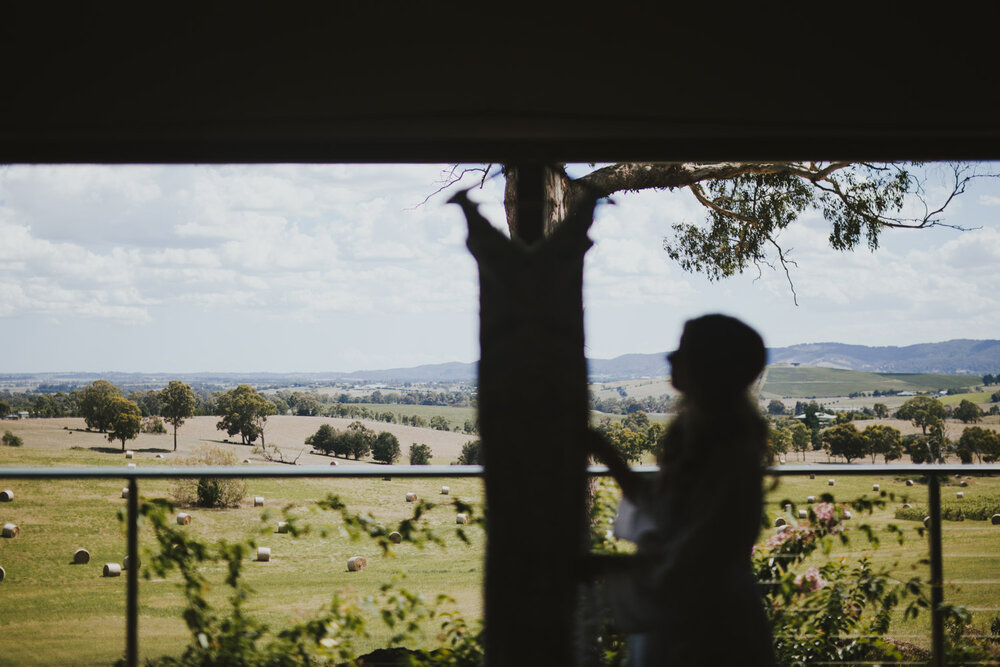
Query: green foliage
106 396 143 451
954 398 983 424
822 422 865 462
767 399 786 416
372 431 401 464
409 443 432 465
215 385 276 446
873 402 889 418
1 430 23 447
957 426 1000 464
895 395 946 434
79 379 123 432
305 423 338 455
861 423 903 463
0 400 10 417
171 446 247 508
429 415 451 431
456 440 482 465
895 494 1000 523
594 411 661 464
127 490 484 666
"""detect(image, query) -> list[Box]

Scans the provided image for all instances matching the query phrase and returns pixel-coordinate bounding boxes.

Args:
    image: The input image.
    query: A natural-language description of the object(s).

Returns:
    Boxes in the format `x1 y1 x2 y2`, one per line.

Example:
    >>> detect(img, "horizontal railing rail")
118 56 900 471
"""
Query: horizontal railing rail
3 462 999 667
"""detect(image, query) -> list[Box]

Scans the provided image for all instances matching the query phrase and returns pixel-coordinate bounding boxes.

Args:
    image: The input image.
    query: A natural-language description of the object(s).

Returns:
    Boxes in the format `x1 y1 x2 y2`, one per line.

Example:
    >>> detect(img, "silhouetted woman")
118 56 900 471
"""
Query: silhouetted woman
588 314 775 666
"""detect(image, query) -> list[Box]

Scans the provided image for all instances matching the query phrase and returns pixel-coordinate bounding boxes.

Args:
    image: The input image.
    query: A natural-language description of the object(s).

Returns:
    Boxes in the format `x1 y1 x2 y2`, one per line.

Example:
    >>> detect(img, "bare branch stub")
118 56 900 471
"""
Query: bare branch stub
408 164 494 210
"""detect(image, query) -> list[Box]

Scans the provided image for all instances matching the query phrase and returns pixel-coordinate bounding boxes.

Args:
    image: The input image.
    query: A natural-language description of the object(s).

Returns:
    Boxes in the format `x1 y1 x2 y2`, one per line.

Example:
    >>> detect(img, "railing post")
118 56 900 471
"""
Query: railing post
127 477 138 667
928 471 944 667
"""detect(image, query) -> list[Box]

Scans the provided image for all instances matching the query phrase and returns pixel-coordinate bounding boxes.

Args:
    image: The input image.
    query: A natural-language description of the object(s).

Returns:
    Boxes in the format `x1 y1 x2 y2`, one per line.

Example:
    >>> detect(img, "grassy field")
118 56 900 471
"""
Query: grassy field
4 419 1000 663
763 366 978 398
939 391 993 406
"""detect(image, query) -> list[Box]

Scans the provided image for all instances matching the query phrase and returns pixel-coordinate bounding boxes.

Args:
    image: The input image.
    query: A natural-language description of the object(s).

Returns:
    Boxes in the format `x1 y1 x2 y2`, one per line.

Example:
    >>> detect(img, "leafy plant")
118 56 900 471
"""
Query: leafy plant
170 446 247 508
1 430 23 447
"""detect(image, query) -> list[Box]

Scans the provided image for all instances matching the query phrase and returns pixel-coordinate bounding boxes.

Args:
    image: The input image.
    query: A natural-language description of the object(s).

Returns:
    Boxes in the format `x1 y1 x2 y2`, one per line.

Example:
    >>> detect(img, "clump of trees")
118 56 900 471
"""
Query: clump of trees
215 385 276 446
80 380 124 432
2 430 23 447
819 422 903 464
305 422 400 461
456 440 482 465
957 426 1000 464
171 446 247 508
593 411 663 464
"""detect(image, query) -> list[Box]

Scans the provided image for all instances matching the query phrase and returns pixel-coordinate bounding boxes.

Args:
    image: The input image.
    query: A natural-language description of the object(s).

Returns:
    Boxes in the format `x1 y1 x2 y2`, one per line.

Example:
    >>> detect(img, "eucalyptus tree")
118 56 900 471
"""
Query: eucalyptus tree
160 380 196 451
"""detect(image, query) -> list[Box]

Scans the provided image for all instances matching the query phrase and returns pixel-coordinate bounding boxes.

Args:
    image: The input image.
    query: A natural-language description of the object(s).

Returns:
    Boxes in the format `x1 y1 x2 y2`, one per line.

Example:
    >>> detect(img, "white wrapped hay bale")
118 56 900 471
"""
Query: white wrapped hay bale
277 522 289 534
992 514 1000 525
797 509 808 519
807 496 815 504
440 486 450 495
906 480 914 486
103 563 121 577
828 479 835 486
923 516 931 528
125 450 134 459
0 565 5 581
779 457 786 464
843 510 852 520
774 517 786 527
776 525 789 534
0 489 13 502
872 484 880 492
456 513 469 525
73 548 90 564
253 496 264 507
347 556 367 572
960 480 968 487
176 513 192 526
155 454 165 459
121 488 129 499
2 523 19 538
957 491 964 499
257 547 271 562
903 503 913 509
389 531 402 544
405 492 417 502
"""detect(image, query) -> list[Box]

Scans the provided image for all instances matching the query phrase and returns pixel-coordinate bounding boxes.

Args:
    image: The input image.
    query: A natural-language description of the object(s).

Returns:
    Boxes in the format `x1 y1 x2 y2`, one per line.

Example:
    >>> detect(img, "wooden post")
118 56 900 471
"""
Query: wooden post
451 169 596 666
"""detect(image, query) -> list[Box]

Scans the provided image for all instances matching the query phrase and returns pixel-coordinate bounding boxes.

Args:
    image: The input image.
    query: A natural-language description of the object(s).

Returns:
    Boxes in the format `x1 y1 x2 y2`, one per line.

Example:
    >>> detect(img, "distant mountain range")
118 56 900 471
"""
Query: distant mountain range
4 340 998 389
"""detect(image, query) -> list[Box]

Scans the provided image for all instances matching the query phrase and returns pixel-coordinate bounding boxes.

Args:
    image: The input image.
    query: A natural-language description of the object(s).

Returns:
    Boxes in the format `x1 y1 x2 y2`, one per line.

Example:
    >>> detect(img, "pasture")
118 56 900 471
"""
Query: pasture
762 367 978 399
3 418 1000 663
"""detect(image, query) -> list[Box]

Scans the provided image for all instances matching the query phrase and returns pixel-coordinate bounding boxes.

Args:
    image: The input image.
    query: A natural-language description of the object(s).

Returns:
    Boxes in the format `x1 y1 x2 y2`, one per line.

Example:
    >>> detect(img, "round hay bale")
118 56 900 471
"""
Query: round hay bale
277 522 289 534
126 462 136 469
783 503 792 512
125 450 134 459
73 548 90 564
103 563 122 577
797 509 808 519
242 459 251 464
0 489 13 502
176 513 192 526
843 510 852 520
440 486 450 495
155 454 165 459
347 556 367 572
808 474 815 480
257 547 271 562
991 514 1000 525
923 516 931 528
776 524 789 533
330 460 338 466
906 480 914 486
806 496 815 504
872 484 880 492
956 491 964 499
0 565 5 581
960 480 968 487
456 513 469 524
123 555 138 570
828 479 835 486
774 517 786 527
253 496 264 507
405 492 417 502
383 476 392 481
121 487 129 499
779 457 786 464
389 531 402 544
2 523 20 538
903 503 913 509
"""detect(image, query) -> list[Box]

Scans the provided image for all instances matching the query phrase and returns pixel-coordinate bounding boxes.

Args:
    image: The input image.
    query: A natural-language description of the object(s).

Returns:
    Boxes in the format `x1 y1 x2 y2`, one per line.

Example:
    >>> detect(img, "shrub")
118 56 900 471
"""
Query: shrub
1 430 23 447
409 443 432 465
372 431 401 464
141 416 167 434
456 440 482 465
171 446 247 508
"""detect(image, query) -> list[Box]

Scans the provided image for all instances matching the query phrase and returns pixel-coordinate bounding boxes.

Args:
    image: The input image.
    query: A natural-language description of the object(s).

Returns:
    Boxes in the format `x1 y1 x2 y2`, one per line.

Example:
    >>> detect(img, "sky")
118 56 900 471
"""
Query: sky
1 163 999 374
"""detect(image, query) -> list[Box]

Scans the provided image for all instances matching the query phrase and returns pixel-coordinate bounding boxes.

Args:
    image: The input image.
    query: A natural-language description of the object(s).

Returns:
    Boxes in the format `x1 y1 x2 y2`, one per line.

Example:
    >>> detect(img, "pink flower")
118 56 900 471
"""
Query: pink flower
794 566 827 592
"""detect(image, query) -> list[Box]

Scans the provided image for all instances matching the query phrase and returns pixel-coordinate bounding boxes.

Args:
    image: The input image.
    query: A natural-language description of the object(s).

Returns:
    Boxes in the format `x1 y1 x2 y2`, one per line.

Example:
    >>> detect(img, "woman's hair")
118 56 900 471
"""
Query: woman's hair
661 314 768 467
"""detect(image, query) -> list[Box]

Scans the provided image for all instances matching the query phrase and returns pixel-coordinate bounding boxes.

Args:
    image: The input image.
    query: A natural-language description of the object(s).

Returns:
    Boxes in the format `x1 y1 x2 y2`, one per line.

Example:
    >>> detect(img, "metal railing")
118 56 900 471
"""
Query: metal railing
2 462 997 667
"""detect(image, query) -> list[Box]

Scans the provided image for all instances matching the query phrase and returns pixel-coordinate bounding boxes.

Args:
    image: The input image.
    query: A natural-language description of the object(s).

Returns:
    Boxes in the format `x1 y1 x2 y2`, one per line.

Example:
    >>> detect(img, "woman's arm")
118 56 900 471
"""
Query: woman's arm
585 430 643 502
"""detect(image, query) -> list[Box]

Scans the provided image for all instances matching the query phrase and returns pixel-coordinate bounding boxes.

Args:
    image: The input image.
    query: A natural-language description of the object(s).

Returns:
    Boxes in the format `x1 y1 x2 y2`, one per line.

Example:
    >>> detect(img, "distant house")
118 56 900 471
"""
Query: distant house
17 411 29 419
899 391 917 396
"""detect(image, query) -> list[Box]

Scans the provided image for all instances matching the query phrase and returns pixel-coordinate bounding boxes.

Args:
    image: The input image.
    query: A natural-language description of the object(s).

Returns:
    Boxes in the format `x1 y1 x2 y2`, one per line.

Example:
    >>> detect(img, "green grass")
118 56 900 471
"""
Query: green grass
0 446 484 665
763 367 977 398
939 391 992 406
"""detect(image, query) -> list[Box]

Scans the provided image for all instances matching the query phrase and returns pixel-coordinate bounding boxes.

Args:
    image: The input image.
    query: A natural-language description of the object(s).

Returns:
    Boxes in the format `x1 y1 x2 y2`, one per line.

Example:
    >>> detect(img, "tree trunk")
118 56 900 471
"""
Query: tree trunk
453 165 594 667
173 423 178 452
